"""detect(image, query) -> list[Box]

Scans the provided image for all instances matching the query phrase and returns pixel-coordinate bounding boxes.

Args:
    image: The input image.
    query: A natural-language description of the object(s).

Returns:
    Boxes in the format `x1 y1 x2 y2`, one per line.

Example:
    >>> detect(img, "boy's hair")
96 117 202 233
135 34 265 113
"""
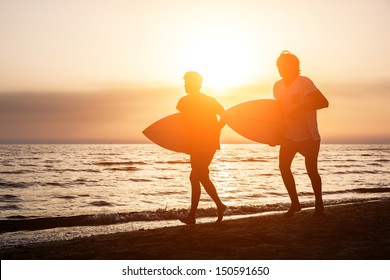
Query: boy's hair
183 71 203 85
276 50 300 71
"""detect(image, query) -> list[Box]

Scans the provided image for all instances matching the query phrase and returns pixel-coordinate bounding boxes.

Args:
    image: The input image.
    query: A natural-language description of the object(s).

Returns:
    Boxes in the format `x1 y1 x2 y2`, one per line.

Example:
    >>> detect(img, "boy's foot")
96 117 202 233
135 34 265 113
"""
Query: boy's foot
216 204 227 223
179 216 196 225
283 204 302 218
313 206 325 217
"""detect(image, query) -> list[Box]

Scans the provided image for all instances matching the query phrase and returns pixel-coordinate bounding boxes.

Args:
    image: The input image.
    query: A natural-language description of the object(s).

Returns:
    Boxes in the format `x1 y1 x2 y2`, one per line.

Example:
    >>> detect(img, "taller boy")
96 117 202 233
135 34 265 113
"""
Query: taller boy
273 51 329 217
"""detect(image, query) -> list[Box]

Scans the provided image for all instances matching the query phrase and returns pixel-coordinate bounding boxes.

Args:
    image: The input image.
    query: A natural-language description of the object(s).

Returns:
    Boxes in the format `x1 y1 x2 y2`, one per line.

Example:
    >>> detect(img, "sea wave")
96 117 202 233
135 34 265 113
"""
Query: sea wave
0 198 384 233
321 187 390 195
0 170 32 175
0 181 31 188
95 161 147 166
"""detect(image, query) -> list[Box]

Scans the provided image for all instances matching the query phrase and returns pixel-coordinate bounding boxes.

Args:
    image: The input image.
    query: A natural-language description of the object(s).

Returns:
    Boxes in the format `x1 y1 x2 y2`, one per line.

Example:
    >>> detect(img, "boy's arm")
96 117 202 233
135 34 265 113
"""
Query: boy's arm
218 117 226 130
217 109 226 130
289 90 328 118
303 90 329 110
216 100 226 130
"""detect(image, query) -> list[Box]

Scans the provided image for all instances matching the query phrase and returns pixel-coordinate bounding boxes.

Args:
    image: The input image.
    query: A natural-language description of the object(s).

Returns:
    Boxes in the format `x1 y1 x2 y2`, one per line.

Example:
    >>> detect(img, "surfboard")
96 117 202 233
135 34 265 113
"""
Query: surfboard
142 113 189 154
221 99 285 145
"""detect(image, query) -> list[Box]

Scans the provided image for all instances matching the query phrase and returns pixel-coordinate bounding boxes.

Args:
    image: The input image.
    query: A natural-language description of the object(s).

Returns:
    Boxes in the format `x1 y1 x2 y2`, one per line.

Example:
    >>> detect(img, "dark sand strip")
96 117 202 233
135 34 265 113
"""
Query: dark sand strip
1 200 389 259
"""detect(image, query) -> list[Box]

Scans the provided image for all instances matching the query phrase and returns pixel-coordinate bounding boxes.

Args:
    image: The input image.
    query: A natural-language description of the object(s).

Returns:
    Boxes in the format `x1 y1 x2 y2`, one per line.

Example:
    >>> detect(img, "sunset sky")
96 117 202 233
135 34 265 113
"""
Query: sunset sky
0 0 389 144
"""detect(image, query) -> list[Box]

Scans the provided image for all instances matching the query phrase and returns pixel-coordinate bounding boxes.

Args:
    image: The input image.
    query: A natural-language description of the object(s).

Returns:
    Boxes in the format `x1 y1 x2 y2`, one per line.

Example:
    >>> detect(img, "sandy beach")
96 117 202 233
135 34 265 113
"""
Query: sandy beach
1 199 389 260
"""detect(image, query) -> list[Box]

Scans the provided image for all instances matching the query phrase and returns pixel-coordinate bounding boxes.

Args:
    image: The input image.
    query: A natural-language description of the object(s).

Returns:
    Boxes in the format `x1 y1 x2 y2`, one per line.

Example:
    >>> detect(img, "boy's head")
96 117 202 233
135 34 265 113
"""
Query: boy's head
276 50 300 79
183 71 202 94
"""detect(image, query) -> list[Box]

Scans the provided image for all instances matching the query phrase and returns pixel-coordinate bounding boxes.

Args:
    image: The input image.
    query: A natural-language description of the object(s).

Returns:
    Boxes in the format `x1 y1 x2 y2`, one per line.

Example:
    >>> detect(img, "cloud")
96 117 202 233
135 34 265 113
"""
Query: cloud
0 88 179 143
1 79 389 144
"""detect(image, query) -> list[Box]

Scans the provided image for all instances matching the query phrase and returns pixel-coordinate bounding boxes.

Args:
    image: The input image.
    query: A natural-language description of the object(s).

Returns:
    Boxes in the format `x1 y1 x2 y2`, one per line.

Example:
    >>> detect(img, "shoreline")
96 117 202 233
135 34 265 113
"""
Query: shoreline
1 199 389 260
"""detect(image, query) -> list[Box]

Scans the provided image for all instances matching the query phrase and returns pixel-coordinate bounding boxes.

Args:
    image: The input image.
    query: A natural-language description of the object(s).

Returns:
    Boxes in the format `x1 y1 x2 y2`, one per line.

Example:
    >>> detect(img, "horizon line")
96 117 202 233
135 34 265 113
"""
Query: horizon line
0 140 389 145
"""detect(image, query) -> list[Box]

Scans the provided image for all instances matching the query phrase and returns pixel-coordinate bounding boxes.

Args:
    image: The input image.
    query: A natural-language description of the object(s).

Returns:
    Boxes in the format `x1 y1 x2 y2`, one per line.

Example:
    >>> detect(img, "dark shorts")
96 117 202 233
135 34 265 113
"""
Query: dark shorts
190 150 215 175
280 138 320 159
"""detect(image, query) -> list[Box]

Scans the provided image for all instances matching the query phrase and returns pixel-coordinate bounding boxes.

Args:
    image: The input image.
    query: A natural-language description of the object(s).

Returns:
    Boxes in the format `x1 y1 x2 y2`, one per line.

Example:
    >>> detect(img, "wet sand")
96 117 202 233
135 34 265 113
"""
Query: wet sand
1 199 389 260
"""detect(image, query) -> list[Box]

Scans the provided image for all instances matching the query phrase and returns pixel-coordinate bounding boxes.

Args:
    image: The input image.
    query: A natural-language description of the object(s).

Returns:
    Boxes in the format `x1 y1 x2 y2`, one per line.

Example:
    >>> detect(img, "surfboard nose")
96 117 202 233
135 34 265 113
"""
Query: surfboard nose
221 99 285 145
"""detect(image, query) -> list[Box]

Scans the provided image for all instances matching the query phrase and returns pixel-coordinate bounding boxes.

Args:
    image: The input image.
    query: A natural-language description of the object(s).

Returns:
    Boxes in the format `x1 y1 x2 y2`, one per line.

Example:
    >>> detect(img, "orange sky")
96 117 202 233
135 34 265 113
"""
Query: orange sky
0 0 389 144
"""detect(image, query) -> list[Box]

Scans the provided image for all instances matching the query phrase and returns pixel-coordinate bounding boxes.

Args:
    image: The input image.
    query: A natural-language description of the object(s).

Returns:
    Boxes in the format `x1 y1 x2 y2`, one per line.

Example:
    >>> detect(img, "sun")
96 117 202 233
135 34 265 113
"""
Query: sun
178 27 265 92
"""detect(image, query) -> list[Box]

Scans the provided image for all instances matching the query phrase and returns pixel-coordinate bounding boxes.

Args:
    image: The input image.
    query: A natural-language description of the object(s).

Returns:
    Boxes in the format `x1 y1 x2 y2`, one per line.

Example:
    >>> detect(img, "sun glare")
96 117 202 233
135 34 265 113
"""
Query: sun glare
178 27 264 92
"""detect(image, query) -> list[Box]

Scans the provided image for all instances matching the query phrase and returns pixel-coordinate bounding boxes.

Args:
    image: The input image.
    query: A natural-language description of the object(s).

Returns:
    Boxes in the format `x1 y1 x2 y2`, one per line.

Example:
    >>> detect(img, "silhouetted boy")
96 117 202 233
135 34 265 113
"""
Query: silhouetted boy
273 51 329 217
177 71 227 224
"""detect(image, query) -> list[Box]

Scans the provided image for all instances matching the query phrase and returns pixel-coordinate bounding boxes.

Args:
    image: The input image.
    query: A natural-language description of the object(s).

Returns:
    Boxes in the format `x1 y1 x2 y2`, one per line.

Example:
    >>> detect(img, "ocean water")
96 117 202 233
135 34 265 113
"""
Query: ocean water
0 144 389 248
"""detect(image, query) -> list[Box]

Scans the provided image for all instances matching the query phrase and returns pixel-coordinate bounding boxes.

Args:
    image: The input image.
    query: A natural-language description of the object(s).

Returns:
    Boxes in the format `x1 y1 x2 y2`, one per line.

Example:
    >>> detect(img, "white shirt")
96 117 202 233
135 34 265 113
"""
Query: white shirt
273 76 321 141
